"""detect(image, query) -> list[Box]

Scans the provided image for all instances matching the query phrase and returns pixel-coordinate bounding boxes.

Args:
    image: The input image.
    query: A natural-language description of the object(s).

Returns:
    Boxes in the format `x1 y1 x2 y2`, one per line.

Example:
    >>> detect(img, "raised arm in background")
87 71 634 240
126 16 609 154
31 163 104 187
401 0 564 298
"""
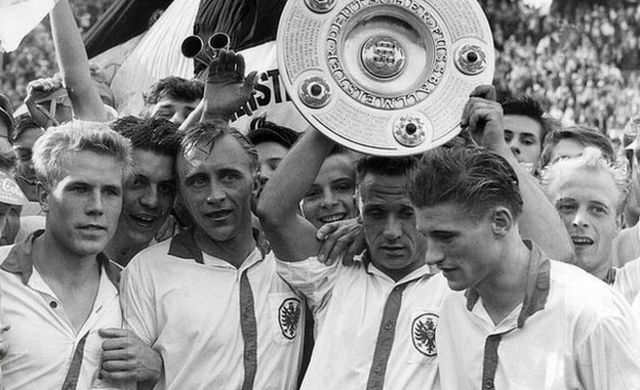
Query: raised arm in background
257 128 334 261
50 0 106 121
178 49 258 131
464 85 573 261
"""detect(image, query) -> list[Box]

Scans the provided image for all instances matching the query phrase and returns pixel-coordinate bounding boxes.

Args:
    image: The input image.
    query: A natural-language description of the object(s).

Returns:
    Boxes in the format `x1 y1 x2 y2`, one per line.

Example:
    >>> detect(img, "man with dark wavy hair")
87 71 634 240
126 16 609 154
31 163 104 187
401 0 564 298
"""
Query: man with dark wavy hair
145 77 204 125
502 95 557 174
104 116 181 266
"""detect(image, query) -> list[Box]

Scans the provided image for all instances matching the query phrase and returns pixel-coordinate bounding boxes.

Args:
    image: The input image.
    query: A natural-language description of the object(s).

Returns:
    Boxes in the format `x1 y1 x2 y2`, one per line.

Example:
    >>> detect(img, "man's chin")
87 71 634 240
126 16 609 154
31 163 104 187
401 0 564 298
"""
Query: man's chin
125 231 155 247
74 241 111 257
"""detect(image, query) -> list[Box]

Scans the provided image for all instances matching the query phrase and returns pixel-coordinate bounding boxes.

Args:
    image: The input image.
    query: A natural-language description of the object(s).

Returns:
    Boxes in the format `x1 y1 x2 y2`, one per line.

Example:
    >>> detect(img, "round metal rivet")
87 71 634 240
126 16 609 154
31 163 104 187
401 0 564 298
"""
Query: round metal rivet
299 76 331 109
455 44 488 76
393 116 427 147
304 0 336 13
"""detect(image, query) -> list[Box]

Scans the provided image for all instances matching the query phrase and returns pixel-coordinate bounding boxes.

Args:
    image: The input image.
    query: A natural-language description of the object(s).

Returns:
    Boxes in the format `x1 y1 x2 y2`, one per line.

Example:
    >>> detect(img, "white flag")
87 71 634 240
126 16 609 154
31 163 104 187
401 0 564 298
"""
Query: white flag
0 0 59 52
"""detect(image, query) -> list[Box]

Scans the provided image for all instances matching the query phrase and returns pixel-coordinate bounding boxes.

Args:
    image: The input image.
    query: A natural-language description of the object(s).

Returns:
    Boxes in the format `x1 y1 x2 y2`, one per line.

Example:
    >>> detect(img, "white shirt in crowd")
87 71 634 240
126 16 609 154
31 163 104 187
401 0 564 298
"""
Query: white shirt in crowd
613 256 640 309
120 231 305 390
276 255 448 390
0 233 124 390
437 244 640 390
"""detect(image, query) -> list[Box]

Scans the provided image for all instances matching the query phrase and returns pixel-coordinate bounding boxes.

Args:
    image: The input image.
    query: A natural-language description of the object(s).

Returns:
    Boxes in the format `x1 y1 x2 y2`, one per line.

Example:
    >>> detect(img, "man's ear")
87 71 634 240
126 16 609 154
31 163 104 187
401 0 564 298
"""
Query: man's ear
36 181 50 213
490 206 514 237
251 172 261 199
616 212 624 232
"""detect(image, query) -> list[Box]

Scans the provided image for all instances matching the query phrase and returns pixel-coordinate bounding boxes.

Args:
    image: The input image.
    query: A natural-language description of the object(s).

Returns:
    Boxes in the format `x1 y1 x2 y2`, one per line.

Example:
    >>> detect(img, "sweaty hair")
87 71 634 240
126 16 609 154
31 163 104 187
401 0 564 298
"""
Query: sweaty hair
180 122 258 173
13 113 43 143
502 96 557 144
541 146 630 214
540 125 614 168
32 121 132 187
356 155 419 183
409 147 523 218
144 76 204 105
110 116 182 158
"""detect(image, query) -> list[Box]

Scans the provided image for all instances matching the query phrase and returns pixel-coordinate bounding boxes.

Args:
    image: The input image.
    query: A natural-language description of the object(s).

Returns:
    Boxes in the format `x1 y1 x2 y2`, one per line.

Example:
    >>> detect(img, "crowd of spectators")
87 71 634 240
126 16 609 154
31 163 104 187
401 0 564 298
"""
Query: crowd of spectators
2 0 640 135
0 0 114 109
483 0 640 134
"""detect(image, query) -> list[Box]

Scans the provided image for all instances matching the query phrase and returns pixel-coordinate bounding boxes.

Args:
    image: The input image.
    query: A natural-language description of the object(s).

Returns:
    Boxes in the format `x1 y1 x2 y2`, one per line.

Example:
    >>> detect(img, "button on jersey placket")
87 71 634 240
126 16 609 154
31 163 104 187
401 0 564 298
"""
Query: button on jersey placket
365 283 409 390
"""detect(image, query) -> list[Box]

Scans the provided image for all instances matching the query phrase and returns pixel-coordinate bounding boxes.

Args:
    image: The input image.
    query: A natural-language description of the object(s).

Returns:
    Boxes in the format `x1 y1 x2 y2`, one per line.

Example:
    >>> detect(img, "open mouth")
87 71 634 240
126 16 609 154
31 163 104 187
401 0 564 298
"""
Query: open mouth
208 209 232 221
130 214 157 228
319 213 346 224
571 236 594 247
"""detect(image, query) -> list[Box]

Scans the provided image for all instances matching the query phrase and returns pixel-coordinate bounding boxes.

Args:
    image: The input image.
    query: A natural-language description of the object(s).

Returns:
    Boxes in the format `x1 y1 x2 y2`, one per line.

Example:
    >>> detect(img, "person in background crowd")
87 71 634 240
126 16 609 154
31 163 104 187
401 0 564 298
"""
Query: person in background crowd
411 146 640 389
0 95 27 246
103 116 181 266
144 76 204 125
539 124 615 168
0 121 160 389
0 94 17 171
542 146 640 304
0 170 29 246
298 144 358 229
12 114 44 204
247 116 299 193
501 95 557 175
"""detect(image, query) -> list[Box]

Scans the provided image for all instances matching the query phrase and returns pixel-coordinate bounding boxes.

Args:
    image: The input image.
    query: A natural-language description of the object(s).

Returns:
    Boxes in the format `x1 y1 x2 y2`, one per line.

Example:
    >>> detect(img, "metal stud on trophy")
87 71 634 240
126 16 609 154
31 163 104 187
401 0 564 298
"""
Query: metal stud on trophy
277 0 495 156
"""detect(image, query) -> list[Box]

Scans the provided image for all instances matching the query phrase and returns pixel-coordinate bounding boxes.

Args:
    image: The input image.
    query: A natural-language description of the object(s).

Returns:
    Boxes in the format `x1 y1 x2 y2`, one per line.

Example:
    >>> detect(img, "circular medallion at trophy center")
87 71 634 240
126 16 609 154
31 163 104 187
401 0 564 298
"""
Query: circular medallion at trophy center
361 35 406 79
325 2 449 110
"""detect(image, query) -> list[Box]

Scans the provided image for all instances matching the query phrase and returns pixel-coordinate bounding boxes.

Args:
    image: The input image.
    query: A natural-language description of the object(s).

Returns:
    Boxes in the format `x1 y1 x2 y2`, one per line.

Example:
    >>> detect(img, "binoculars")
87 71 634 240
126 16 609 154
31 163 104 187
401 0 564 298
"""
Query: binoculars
180 32 231 67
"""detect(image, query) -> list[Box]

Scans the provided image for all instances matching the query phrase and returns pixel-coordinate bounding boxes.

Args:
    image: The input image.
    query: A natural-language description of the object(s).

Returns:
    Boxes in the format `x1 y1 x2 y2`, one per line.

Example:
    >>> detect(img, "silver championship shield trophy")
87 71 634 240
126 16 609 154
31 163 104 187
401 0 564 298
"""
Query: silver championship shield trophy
277 0 495 156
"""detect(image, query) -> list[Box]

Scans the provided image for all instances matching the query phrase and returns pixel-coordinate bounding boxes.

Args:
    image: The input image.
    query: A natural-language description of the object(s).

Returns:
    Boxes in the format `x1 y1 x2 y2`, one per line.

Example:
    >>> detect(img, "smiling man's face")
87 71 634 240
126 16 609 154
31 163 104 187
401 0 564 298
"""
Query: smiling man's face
549 166 621 277
118 149 176 246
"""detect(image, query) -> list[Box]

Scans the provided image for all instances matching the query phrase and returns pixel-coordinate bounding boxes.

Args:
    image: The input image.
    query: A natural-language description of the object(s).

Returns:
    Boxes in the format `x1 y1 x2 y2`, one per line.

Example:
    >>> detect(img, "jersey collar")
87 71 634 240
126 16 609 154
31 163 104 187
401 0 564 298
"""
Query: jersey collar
0 229 120 287
464 240 551 328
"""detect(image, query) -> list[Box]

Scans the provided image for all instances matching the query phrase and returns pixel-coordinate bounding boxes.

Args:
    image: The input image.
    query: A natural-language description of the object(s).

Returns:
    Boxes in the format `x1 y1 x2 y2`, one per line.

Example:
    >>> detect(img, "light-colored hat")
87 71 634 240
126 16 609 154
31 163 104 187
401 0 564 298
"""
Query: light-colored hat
0 171 28 206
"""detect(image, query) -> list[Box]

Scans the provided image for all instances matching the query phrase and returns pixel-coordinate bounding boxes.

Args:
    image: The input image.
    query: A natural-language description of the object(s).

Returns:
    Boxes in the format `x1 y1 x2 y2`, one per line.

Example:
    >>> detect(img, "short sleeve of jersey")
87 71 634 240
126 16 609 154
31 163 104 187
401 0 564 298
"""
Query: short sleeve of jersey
614 258 640 304
574 299 640 389
275 257 340 315
120 259 157 346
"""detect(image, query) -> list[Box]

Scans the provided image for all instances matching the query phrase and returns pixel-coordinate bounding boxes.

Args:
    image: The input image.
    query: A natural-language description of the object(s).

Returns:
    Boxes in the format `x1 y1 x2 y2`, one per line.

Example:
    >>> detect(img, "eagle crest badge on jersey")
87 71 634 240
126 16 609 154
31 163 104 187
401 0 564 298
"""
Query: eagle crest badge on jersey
412 313 438 356
279 298 301 340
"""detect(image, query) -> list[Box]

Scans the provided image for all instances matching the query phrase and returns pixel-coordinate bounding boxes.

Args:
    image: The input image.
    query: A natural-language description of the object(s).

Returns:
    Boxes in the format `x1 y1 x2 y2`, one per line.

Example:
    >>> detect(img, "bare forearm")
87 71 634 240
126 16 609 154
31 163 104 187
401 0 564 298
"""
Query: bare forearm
257 128 335 261
257 128 334 226
51 0 106 121
493 145 573 261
